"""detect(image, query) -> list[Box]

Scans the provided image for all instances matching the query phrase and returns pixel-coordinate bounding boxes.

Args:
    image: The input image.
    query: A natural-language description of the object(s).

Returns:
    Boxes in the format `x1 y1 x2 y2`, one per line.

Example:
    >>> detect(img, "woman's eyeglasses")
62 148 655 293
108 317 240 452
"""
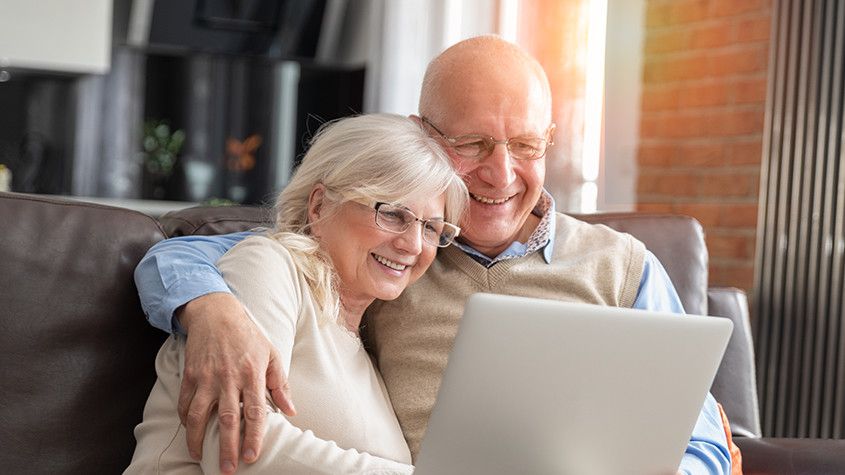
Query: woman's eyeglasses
370 202 461 248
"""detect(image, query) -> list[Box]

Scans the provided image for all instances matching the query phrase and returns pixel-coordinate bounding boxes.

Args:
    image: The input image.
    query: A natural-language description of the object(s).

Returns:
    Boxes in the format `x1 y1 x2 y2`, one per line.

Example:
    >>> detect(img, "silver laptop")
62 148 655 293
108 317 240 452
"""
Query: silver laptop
414 293 733 475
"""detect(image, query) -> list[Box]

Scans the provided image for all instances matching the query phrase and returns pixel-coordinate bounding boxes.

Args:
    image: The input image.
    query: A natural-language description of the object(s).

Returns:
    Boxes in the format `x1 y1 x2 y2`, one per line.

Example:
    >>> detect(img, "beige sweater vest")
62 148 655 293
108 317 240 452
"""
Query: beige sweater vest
363 213 646 459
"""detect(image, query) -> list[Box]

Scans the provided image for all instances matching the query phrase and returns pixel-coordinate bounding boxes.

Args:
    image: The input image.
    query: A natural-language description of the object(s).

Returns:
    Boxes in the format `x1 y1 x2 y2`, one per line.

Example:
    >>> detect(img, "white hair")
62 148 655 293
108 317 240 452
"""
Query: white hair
270 113 468 323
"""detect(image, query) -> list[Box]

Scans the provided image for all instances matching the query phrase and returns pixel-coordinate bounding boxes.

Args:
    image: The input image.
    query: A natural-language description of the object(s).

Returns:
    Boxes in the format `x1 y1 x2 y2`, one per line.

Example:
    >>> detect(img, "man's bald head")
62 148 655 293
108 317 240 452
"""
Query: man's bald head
419 35 552 124
416 36 554 258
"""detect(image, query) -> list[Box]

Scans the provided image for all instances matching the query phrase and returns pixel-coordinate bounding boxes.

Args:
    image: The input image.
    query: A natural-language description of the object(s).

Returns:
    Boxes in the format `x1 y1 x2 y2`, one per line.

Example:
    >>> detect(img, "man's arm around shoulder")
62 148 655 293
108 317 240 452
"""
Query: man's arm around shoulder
134 231 252 333
134 230 296 473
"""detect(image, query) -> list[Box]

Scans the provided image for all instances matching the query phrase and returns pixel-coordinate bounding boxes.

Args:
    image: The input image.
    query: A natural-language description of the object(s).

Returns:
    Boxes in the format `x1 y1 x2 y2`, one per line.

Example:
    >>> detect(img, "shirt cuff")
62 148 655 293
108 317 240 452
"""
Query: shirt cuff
151 273 232 335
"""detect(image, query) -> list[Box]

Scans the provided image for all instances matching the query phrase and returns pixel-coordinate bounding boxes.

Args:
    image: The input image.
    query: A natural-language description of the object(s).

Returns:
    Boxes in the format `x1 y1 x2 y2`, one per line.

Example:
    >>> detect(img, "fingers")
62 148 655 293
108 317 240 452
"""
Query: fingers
177 371 197 428
216 387 242 473
266 351 296 417
175 293 293 469
180 334 220 461
240 383 267 464
184 385 215 460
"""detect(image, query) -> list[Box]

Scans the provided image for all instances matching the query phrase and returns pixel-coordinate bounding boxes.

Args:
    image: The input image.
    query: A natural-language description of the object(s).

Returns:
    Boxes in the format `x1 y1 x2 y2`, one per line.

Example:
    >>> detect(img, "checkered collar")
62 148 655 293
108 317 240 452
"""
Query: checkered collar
452 190 556 267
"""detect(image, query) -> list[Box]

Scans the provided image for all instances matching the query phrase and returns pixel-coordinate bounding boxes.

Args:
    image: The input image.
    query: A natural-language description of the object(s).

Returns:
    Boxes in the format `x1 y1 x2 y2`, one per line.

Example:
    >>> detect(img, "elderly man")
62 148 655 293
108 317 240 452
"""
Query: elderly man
135 36 732 473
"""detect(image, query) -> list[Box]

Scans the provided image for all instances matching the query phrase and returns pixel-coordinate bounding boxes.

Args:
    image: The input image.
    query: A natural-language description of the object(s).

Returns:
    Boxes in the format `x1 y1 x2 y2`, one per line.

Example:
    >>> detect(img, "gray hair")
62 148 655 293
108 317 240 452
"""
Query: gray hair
270 113 468 322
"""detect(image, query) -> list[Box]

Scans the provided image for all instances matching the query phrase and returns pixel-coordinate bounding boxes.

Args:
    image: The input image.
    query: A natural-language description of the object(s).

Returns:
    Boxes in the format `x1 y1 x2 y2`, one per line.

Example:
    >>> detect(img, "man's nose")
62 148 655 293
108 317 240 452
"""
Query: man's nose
477 143 517 188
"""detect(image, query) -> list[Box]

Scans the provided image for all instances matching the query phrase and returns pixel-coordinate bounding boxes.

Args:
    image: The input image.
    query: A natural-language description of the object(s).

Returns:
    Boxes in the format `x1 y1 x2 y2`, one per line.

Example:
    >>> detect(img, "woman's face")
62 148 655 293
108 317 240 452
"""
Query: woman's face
310 189 447 306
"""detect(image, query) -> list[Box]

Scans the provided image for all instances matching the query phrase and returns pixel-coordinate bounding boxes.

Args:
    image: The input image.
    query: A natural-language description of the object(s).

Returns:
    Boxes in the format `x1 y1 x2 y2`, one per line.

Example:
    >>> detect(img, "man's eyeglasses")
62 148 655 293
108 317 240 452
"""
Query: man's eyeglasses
421 116 555 161
370 202 461 248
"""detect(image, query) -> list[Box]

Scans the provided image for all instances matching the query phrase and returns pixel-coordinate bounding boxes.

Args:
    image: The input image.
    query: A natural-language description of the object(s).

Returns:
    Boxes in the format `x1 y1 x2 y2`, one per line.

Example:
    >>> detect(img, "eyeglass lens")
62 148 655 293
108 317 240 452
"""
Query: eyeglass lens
450 135 546 159
375 204 458 247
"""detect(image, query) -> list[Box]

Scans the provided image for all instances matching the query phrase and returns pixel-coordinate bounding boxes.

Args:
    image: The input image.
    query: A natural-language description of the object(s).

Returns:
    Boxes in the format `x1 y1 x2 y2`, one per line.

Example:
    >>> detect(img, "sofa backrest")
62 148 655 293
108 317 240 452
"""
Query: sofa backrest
0 192 168 474
572 213 709 316
159 204 274 237
162 207 710 316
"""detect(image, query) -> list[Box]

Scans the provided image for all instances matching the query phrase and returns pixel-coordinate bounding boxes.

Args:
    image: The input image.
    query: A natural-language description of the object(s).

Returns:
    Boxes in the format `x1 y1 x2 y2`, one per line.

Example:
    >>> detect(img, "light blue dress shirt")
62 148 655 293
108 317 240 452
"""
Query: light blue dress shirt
134 211 731 474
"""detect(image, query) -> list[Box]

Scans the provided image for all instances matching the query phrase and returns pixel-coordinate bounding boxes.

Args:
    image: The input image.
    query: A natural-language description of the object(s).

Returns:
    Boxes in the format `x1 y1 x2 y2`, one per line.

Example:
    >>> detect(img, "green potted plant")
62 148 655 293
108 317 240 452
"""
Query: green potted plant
141 120 185 199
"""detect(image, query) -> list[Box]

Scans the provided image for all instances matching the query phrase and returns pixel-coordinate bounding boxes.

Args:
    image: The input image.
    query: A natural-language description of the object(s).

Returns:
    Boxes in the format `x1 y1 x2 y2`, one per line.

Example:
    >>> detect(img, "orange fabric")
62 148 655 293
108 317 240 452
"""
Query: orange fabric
717 403 743 475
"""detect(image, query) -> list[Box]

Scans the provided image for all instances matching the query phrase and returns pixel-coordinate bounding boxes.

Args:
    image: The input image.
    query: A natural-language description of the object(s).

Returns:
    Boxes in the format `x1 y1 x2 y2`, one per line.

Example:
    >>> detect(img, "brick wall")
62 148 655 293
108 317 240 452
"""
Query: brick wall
637 0 772 292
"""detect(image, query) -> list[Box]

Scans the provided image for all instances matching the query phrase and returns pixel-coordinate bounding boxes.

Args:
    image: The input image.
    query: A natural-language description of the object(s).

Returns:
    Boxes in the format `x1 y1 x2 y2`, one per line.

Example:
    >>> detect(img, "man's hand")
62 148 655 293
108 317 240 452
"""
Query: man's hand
177 292 296 473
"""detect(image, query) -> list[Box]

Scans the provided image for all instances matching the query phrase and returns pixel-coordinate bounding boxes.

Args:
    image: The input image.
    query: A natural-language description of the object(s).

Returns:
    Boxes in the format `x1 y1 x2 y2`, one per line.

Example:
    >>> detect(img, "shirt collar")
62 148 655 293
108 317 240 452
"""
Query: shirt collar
452 190 557 267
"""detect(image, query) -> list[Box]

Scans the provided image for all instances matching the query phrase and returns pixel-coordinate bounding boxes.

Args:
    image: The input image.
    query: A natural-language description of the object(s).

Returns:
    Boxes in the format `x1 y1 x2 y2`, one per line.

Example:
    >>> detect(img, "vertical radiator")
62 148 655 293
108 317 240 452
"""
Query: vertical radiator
755 0 845 437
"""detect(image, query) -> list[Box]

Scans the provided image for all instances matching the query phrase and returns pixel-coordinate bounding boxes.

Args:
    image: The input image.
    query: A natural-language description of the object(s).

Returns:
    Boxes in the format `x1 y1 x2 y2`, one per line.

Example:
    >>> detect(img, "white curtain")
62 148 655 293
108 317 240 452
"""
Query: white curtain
320 0 511 115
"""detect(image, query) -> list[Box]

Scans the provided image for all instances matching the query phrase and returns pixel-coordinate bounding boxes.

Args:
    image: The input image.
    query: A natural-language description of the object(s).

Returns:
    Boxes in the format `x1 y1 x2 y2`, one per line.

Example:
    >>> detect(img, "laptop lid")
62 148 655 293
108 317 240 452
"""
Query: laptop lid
414 293 733 475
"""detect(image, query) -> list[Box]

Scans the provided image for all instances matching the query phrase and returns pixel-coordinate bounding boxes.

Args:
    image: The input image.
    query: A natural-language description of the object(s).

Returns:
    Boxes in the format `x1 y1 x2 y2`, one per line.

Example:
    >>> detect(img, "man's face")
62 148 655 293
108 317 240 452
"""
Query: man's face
429 74 550 257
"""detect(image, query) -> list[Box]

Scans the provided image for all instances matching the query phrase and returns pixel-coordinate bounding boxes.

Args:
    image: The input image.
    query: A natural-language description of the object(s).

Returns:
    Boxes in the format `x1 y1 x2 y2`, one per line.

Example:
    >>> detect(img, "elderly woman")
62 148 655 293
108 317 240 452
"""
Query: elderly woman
126 114 467 474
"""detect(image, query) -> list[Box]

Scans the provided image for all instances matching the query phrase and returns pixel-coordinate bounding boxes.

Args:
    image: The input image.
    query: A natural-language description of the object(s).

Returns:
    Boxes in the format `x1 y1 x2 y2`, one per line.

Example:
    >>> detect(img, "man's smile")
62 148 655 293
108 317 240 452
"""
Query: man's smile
470 192 514 205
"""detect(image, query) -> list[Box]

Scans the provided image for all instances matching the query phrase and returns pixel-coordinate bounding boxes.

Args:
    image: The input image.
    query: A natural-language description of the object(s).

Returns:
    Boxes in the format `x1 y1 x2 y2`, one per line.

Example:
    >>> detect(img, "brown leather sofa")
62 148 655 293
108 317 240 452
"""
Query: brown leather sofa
2 191 845 474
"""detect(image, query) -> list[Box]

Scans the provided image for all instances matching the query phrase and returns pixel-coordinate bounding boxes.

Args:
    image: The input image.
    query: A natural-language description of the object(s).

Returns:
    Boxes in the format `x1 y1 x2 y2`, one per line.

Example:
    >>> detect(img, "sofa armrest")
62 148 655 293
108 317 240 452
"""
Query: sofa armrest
708 287 762 438
736 437 845 474
0 192 168 473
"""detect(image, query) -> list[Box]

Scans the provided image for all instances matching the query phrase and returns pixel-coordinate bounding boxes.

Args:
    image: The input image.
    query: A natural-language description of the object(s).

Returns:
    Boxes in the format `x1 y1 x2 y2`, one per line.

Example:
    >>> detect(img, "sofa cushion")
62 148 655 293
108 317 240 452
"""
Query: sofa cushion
735 437 845 474
0 192 167 474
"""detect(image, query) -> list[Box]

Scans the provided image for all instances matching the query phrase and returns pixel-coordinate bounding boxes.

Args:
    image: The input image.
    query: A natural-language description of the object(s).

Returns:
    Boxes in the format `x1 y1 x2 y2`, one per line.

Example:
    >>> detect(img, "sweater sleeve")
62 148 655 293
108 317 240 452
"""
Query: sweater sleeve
206 236 413 474
201 413 413 475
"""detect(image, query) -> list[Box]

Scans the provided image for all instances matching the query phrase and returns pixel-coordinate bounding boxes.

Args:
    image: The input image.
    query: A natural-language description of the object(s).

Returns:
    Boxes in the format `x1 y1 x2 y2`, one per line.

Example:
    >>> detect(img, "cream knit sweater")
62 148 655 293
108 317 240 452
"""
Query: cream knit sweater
364 213 646 459
127 236 413 474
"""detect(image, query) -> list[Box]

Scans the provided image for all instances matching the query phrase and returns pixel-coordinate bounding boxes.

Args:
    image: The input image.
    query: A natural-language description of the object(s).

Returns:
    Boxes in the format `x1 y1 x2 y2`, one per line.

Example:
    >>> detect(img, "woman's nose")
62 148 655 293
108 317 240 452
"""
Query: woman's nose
393 222 425 255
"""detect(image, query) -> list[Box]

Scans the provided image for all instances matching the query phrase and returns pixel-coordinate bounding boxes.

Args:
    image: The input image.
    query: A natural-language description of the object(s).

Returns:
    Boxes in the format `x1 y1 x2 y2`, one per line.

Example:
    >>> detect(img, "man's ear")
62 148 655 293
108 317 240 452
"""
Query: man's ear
307 184 327 228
